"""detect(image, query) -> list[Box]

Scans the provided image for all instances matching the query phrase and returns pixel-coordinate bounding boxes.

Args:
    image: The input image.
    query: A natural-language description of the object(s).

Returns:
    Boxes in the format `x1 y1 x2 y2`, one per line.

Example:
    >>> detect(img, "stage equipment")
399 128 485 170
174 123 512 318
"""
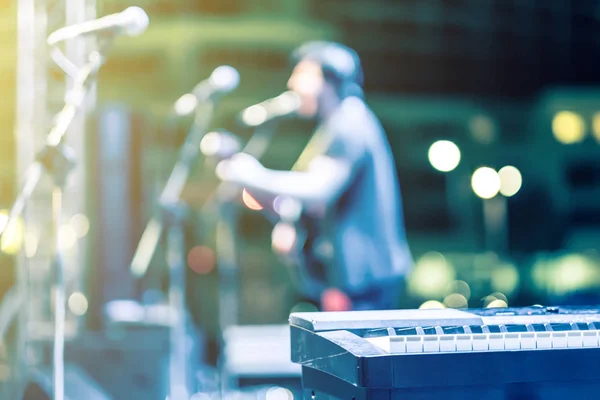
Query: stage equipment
238 91 300 128
291 306 600 399
46 6 149 46
129 65 239 400
5 6 148 399
221 324 301 396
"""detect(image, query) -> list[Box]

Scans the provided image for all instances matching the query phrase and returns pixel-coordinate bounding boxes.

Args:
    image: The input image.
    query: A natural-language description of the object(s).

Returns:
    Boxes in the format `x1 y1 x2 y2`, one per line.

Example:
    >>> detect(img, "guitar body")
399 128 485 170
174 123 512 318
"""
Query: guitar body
242 188 333 300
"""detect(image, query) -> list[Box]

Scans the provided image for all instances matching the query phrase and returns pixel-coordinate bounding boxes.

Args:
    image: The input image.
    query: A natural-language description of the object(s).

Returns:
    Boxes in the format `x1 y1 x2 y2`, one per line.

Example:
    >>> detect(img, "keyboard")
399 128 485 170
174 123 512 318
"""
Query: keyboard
290 306 600 399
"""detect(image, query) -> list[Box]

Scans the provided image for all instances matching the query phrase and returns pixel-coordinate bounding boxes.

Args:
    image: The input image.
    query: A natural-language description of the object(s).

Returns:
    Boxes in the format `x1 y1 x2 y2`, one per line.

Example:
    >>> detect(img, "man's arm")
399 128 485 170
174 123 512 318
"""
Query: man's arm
218 138 365 209
237 155 354 206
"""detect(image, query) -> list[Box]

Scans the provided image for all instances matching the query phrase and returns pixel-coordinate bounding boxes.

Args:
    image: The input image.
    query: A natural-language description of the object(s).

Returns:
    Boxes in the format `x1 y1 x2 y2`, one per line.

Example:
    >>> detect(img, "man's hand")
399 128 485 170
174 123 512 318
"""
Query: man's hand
216 152 264 186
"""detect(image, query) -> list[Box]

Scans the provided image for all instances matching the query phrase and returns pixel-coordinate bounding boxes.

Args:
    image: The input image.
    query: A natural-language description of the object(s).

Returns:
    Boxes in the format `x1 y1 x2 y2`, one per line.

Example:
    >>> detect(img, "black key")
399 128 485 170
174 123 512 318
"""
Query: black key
469 325 484 334
505 325 529 333
550 323 574 331
573 322 589 331
531 324 548 332
442 326 465 334
395 327 420 336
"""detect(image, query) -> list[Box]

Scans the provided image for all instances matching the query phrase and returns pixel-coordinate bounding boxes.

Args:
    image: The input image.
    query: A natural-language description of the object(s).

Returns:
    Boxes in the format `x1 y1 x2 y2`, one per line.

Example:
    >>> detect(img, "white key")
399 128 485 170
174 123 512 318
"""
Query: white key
455 334 472 351
489 333 505 350
520 333 536 349
389 336 407 353
472 334 488 351
406 336 423 353
551 332 567 348
583 331 599 348
536 332 552 349
423 336 440 353
440 335 456 352
567 331 583 348
505 333 520 350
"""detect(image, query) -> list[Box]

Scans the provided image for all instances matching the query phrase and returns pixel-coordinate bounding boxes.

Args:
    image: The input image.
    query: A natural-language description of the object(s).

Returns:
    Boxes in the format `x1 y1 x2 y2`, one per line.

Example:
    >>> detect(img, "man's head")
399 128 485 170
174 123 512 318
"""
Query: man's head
287 41 364 118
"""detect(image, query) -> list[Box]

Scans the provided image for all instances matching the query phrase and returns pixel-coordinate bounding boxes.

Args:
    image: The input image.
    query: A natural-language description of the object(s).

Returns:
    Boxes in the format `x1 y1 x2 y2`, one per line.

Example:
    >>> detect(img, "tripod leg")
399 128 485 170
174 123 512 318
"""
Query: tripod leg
52 187 66 400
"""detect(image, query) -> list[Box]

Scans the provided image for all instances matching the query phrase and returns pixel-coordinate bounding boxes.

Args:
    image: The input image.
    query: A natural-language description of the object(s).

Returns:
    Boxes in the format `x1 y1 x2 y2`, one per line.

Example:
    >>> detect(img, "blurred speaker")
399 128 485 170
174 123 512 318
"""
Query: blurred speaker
65 326 169 400
88 104 144 329
22 365 112 400
222 325 301 397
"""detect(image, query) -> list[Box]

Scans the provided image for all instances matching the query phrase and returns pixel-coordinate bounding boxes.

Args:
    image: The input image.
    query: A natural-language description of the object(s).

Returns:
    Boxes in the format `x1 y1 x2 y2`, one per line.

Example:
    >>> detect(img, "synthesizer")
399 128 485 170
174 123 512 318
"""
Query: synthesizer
290 306 600 399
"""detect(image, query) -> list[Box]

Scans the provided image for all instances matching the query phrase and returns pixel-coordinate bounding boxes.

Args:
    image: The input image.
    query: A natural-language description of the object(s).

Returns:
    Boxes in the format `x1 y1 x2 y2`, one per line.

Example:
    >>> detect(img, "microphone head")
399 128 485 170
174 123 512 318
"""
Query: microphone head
240 91 301 127
200 130 242 160
209 65 240 94
122 6 149 37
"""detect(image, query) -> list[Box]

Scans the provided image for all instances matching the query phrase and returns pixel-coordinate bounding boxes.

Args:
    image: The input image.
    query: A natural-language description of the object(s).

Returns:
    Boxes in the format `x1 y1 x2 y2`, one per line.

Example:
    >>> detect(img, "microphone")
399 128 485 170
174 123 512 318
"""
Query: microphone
239 91 301 127
173 66 240 116
200 130 242 161
47 6 149 46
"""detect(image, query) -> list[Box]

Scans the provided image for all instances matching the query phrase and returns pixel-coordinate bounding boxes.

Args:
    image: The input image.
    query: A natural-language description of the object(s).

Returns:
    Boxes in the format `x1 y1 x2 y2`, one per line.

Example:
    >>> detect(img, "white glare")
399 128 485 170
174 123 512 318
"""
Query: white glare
498 166 522 197
428 140 461 172
471 167 501 199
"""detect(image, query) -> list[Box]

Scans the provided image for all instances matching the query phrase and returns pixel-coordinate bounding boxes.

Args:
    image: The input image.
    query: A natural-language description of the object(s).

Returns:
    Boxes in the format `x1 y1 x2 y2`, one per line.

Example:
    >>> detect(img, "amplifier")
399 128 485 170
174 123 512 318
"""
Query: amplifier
22 364 112 400
290 306 600 399
222 324 301 396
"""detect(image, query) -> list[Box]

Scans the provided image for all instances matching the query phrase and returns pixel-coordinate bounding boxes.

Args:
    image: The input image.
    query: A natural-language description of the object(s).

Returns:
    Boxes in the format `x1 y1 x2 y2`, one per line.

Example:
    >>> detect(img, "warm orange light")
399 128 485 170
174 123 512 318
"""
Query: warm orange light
271 222 297 254
321 288 352 312
187 246 216 274
242 188 263 211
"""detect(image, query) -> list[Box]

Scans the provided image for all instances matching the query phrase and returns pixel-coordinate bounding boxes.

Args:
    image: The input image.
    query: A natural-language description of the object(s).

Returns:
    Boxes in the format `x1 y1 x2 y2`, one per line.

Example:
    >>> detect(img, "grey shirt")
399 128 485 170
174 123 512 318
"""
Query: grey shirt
309 97 413 295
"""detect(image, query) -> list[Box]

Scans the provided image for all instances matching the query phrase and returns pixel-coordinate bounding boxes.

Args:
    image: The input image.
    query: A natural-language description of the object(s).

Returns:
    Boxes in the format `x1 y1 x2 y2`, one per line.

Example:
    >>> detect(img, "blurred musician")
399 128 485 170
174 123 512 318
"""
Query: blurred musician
218 42 412 311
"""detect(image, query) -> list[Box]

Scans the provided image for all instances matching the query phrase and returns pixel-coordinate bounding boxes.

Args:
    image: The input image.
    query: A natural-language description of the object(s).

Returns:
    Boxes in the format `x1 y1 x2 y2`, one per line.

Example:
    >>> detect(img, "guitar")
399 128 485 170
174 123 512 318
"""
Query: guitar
241 187 333 299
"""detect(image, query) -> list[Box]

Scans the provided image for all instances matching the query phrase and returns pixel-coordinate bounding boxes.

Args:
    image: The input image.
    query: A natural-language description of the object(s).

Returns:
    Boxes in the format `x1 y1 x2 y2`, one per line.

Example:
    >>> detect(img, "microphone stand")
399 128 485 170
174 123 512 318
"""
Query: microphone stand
0 49 105 400
130 101 216 400
196 124 276 395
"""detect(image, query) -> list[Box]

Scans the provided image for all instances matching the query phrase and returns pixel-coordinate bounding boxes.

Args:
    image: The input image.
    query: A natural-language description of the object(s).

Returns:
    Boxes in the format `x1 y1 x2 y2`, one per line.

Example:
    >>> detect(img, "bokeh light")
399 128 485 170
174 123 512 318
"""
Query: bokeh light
408 252 456 298
24 232 39 259
552 111 586 144
498 166 522 197
469 114 496 144
446 280 471 300
271 223 297 254
427 140 461 172
321 288 352 312
490 263 519 295
443 293 468 309
199 131 223 157
68 292 89 316
241 104 268 127
419 300 445 310
187 246 216 275
174 93 197 116
486 299 508 308
483 293 508 308
273 195 302 221
593 112 600 142
549 254 598 295
266 387 294 400
58 224 78 251
471 167 501 199
70 213 90 238
0 210 24 255
242 188 263 211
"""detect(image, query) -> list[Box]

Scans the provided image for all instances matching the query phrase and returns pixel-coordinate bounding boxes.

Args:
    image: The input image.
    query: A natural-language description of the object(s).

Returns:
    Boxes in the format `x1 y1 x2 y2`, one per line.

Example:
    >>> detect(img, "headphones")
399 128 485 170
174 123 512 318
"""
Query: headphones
291 41 364 99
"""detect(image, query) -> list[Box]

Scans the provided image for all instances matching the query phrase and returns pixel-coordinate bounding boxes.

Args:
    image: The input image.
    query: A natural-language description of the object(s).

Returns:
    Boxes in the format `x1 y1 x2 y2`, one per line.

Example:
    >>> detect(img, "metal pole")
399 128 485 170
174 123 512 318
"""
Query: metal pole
15 0 95 397
482 196 508 254
166 207 191 400
52 187 66 400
